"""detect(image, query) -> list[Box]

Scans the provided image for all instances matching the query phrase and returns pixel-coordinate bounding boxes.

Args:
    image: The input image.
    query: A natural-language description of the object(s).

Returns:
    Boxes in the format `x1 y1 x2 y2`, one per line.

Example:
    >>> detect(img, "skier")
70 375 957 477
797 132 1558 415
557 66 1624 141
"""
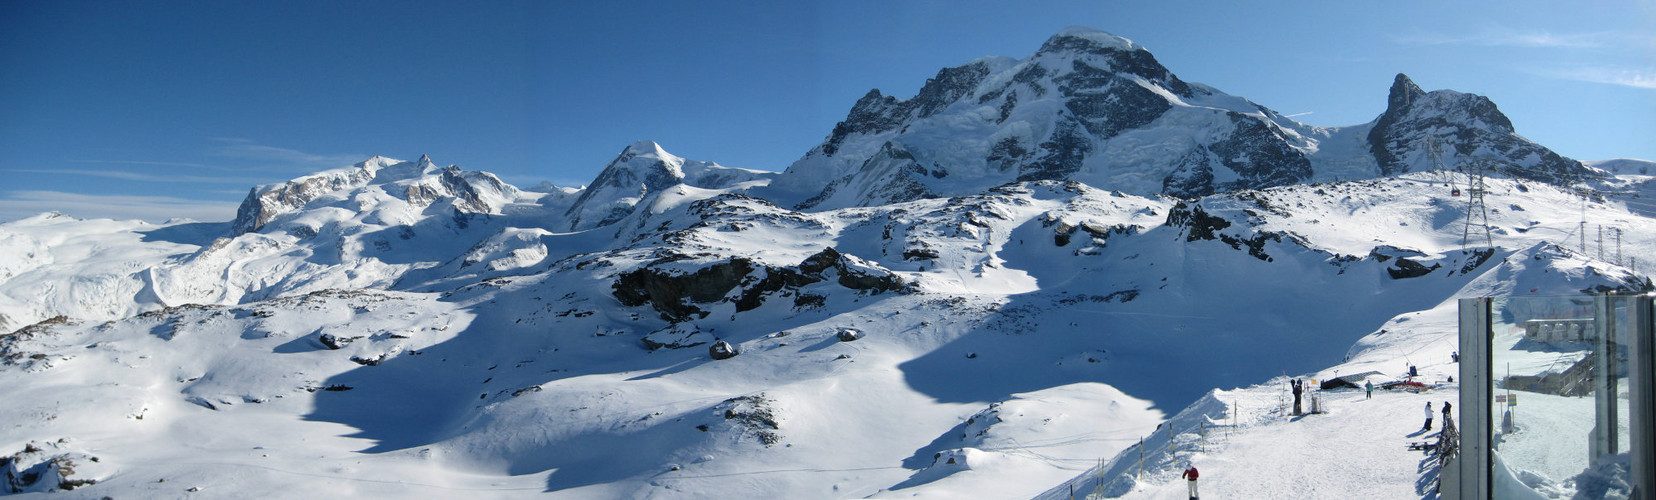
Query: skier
1291 379 1303 416
1181 466 1200 499
1422 402 1434 431
1365 380 1374 400
1443 401 1453 426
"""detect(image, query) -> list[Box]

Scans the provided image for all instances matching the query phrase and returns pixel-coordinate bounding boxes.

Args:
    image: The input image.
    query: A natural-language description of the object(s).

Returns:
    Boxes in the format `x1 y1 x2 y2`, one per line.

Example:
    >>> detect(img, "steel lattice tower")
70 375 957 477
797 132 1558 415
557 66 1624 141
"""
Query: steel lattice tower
1461 159 1492 251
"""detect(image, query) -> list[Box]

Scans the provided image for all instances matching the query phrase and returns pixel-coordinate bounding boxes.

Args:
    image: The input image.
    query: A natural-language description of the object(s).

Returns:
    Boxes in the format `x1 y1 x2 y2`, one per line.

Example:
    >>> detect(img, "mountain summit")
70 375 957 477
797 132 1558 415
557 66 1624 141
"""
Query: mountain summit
565 141 775 231
1368 73 1590 185
765 29 1598 210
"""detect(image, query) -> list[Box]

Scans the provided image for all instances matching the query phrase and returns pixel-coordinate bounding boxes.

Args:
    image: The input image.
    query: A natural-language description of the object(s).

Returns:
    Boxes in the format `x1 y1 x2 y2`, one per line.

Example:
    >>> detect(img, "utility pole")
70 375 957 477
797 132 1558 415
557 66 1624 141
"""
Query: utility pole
1598 225 1605 261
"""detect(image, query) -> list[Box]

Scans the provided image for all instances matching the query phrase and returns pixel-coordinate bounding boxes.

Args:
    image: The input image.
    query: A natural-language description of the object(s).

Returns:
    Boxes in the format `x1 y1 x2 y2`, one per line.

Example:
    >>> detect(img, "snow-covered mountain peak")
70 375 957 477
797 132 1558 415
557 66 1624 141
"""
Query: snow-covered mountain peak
1367 74 1590 185
229 155 525 235
564 141 774 231
766 28 1601 211
1043 26 1144 53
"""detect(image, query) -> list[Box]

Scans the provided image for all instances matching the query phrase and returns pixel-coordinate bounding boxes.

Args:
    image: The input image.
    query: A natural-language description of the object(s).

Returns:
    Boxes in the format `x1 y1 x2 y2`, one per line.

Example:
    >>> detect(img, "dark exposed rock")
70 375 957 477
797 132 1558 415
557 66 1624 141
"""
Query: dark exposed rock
1457 248 1496 275
709 340 740 360
1035 32 1192 97
1165 202 1231 242
615 248 907 323
613 258 754 322
1055 59 1173 140
903 246 941 261
1017 118 1092 182
318 333 358 350
1369 74 1429 176
1219 231 1284 262
988 136 1029 172
641 324 708 350
1163 147 1217 199
716 394 782 446
1367 73 1598 186
821 62 993 157
1209 113 1312 191
1387 257 1441 279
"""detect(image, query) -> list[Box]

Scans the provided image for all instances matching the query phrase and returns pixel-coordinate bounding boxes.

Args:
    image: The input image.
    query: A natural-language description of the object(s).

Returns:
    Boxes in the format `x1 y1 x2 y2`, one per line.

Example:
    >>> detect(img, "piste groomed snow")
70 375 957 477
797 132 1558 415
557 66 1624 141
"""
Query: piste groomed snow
3 27 1652 499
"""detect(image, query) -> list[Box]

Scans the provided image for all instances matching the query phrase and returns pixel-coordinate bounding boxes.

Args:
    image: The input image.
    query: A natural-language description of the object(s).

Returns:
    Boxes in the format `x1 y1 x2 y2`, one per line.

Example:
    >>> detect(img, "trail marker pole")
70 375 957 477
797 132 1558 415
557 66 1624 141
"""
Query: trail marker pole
1200 421 1207 452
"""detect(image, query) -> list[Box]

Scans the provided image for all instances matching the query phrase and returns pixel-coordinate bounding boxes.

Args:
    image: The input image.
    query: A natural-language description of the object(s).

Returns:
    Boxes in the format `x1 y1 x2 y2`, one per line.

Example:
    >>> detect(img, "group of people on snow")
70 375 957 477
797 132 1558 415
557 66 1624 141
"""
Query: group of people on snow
1423 400 1453 431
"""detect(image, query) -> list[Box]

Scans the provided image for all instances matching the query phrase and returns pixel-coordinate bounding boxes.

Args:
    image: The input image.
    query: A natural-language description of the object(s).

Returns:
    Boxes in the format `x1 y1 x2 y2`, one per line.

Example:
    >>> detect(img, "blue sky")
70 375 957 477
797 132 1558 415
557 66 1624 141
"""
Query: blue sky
2 0 1652 223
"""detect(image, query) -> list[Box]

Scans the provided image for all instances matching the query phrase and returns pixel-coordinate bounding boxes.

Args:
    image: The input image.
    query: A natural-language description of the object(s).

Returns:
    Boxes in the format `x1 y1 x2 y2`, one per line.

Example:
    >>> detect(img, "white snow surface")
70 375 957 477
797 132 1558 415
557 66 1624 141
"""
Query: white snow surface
3 148 1652 499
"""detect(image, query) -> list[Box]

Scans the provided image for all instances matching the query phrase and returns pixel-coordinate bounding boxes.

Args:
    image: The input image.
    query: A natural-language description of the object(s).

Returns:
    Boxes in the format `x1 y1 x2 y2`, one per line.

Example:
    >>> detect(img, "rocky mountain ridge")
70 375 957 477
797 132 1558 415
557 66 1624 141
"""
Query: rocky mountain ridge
763 27 1600 209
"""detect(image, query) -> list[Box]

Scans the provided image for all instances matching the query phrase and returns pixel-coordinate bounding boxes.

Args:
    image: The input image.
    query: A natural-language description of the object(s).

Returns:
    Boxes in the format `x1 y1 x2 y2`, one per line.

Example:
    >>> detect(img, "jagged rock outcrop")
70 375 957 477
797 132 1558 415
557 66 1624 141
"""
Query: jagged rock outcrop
613 247 908 323
1366 73 1597 185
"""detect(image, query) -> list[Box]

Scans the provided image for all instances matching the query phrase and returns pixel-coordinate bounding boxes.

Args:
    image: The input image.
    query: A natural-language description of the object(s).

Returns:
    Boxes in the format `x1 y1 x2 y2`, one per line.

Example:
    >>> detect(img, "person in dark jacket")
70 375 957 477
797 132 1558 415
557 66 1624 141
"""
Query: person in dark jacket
1181 466 1200 499
1365 380 1374 399
1443 401 1453 426
1292 379 1304 416
1423 402 1434 431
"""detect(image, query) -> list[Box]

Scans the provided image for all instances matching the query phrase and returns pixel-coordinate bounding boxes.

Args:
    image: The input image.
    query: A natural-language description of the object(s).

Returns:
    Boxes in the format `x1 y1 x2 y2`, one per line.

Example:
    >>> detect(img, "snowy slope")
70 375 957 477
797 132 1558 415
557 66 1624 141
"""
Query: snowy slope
6 167 1652 497
1040 239 1645 499
0 213 216 333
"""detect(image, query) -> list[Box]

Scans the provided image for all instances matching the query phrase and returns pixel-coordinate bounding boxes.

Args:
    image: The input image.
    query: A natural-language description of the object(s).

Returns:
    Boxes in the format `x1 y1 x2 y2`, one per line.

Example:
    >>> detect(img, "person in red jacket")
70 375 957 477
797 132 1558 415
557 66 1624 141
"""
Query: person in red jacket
1182 466 1200 499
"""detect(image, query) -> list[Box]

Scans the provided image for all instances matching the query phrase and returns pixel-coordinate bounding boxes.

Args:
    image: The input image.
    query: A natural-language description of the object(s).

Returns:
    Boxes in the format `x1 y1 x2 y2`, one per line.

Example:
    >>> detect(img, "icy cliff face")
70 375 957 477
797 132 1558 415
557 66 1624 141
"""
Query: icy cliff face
1366 73 1595 185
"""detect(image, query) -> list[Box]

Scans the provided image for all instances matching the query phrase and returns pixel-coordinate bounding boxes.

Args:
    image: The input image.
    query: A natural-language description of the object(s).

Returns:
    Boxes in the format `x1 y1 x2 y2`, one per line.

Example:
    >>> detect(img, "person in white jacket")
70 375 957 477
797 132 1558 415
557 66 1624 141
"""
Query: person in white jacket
1422 402 1434 431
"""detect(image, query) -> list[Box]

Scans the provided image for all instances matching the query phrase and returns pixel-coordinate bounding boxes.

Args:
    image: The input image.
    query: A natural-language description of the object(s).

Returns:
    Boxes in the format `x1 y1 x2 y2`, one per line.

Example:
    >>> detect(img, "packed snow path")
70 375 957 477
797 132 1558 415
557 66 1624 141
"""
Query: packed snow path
1164 386 1458 499
1045 380 1460 500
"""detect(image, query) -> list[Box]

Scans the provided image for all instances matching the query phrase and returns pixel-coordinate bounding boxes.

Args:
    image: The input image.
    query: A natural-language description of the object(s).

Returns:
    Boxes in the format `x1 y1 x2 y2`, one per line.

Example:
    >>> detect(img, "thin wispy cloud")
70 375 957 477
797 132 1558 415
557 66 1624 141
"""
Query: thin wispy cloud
60 139 372 184
69 159 222 169
208 138 368 172
0 190 240 224
1393 27 1619 49
7 168 271 185
1535 65 1656 90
